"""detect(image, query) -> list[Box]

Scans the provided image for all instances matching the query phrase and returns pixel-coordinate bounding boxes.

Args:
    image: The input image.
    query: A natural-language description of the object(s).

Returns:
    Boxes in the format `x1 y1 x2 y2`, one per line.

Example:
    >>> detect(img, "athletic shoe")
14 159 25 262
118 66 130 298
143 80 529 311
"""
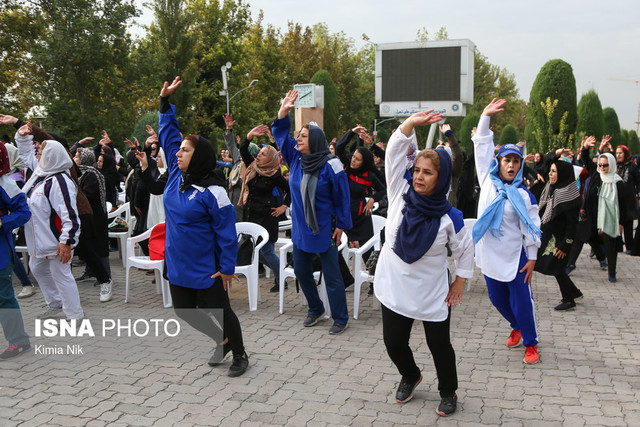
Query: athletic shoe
269 281 287 293
608 275 617 283
565 265 576 275
599 260 608 270
572 291 584 301
554 301 576 311
75 271 95 282
99 280 113 302
208 340 232 366
37 307 63 319
16 286 35 299
396 374 422 403
303 313 323 327
0 344 32 360
506 330 522 348
436 394 458 416
228 353 249 377
524 345 540 364
328 322 348 335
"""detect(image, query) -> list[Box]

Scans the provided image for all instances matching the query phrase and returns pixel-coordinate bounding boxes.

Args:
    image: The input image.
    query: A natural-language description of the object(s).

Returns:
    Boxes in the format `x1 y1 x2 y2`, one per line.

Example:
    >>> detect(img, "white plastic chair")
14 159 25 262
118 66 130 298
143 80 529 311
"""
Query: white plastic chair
108 202 132 267
462 218 477 292
278 232 348 317
234 222 268 311
14 245 29 274
351 215 387 319
265 218 292 279
125 223 172 308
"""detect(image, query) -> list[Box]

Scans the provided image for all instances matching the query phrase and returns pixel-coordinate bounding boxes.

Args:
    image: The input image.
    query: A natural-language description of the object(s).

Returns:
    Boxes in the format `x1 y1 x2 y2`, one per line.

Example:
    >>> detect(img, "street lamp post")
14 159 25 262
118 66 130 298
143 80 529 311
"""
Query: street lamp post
373 117 397 141
219 62 259 115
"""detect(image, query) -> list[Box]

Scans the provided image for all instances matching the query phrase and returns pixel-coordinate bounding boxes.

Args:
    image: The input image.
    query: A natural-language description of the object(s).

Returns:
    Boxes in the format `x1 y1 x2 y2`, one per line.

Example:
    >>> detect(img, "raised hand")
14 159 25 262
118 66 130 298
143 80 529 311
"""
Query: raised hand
0 114 18 125
100 130 111 146
583 136 596 149
555 148 572 157
482 98 507 116
400 109 443 137
277 90 298 119
145 134 158 147
135 150 148 171
524 153 535 163
145 124 156 136
516 141 526 148
18 122 32 136
352 124 367 135
361 132 373 145
247 124 270 140
600 135 612 152
222 114 236 130
439 123 451 134
160 76 182 98
78 137 95 145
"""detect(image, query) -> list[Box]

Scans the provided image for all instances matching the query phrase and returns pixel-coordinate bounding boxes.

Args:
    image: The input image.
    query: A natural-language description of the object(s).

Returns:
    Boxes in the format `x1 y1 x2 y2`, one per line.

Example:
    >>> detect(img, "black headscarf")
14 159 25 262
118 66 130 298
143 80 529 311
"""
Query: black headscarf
538 158 581 225
346 146 375 176
180 135 227 192
299 124 335 234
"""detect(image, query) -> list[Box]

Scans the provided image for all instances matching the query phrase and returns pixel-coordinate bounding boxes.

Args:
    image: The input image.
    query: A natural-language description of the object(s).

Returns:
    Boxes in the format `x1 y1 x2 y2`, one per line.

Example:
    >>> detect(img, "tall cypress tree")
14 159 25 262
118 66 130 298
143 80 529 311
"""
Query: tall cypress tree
499 124 519 145
603 107 622 147
311 70 338 140
575 90 604 140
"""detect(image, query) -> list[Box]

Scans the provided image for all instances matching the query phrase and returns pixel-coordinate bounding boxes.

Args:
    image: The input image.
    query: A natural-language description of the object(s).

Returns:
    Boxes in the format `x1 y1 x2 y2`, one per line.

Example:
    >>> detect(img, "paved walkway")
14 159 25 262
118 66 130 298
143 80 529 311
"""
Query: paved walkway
2 247 640 426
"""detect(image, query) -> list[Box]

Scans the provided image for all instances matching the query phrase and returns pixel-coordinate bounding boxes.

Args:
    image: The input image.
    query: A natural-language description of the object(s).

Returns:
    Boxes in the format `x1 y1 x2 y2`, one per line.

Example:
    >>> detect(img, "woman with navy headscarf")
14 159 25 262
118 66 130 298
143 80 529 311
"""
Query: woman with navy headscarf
271 90 352 335
472 99 542 365
373 111 474 416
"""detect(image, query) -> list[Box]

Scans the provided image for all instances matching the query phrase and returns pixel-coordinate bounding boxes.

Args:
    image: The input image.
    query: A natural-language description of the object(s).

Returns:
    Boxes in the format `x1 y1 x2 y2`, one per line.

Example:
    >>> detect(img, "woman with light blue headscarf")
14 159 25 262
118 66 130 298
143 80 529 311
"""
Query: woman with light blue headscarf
472 99 542 365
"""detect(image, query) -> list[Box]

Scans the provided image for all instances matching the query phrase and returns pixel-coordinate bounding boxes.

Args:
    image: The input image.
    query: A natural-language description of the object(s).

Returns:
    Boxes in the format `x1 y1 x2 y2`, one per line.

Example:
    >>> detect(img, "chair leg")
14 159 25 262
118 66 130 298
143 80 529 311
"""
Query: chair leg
161 275 172 308
279 276 285 315
125 264 131 303
353 278 362 320
247 270 258 311
318 278 331 320
120 236 127 268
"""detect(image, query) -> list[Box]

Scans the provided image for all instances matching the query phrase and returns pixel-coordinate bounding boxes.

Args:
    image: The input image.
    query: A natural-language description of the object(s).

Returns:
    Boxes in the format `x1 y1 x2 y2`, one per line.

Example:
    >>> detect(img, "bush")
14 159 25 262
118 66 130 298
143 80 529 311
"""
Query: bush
460 113 480 153
575 90 604 140
310 70 338 141
603 107 622 147
131 112 159 148
499 124 519 145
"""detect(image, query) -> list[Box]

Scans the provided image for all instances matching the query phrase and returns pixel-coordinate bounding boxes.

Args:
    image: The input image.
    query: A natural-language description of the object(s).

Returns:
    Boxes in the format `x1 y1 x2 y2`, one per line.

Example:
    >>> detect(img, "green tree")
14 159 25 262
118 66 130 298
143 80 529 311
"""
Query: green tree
311 70 338 140
130 112 159 144
620 129 629 148
499 124 519 145
575 90 604 140
602 107 622 147
459 113 480 153
30 0 139 144
628 130 640 154
525 59 577 152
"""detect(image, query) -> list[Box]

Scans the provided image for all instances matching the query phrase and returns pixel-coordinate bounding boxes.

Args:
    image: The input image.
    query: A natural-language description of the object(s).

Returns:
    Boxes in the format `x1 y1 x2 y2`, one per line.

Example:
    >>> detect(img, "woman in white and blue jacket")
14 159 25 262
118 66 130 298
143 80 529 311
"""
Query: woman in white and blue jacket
472 99 542 365
272 90 352 335
158 77 248 377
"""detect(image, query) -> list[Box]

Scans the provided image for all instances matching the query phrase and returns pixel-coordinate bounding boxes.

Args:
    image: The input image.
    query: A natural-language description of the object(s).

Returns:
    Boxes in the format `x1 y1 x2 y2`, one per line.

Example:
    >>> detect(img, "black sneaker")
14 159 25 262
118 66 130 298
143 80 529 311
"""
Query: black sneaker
436 394 457 416
303 313 323 327
75 271 95 282
329 322 348 335
269 281 288 293
0 344 32 360
554 301 576 311
396 374 422 403
208 340 232 366
228 353 249 377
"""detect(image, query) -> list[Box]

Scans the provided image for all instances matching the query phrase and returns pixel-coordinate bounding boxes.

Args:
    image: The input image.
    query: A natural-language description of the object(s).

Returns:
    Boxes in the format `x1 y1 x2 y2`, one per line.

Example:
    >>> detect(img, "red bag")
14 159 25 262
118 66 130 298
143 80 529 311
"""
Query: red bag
148 223 166 260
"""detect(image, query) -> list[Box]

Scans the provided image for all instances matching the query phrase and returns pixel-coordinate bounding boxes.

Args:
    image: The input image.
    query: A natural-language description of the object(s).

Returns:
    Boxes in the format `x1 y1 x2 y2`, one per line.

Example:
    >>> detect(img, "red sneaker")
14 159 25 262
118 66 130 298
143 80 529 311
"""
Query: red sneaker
524 345 540 364
506 330 522 348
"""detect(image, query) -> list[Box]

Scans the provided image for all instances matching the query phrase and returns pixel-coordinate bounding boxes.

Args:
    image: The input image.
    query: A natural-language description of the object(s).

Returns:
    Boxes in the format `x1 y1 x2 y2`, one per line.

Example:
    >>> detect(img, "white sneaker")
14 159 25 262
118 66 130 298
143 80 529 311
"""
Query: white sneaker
16 286 36 299
38 307 63 319
99 280 113 303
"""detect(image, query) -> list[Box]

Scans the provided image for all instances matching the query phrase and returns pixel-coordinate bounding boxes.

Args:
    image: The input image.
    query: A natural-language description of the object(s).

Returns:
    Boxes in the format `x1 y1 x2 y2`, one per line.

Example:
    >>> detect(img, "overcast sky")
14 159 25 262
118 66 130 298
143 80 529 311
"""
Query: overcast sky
135 0 640 132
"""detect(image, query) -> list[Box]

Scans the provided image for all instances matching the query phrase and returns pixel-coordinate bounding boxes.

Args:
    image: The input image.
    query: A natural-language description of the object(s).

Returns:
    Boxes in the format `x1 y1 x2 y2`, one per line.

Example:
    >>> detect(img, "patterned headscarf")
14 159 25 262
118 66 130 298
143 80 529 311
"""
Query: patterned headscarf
78 148 107 213
239 145 281 206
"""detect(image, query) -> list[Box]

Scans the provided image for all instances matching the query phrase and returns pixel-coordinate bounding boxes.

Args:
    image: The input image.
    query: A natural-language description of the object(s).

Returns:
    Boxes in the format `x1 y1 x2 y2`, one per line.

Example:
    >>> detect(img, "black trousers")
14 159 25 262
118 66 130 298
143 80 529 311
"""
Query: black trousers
555 273 581 303
622 220 634 252
601 234 618 278
75 233 110 284
381 304 457 398
169 278 245 357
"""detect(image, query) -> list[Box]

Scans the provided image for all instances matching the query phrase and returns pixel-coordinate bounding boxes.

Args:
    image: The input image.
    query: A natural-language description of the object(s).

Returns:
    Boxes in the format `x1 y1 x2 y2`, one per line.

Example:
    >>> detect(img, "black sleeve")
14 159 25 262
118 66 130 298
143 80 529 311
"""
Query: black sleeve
370 173 387 202
369 143 385 159
274 173 291 207
160 96 171 113
239 137 255 167
557 207 579 253
335 130 357 166
617 181 627 224
582 147 596 176
140 168 168 195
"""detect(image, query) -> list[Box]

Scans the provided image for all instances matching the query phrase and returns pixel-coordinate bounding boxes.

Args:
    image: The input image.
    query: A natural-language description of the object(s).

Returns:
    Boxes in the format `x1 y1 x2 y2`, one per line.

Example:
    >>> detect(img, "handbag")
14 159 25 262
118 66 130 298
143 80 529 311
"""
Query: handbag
236 233 255 266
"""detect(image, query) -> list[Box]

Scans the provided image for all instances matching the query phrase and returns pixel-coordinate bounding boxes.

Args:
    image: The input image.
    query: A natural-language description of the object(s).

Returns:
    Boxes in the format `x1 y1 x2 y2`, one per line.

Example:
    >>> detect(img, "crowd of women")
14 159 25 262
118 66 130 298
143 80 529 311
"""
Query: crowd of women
1 78 639 415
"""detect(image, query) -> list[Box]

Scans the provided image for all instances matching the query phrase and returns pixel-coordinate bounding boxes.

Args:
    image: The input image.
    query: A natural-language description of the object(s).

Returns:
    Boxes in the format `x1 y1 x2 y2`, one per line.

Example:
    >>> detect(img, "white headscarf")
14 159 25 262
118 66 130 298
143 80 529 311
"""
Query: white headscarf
22 140 73 195
597 152 622 237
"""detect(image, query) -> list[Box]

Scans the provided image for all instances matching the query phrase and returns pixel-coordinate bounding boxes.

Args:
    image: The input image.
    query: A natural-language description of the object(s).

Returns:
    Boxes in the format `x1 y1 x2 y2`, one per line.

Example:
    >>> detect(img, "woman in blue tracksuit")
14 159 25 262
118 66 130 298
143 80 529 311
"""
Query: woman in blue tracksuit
0 141 31 359
272 90 352 335
158 77 248 377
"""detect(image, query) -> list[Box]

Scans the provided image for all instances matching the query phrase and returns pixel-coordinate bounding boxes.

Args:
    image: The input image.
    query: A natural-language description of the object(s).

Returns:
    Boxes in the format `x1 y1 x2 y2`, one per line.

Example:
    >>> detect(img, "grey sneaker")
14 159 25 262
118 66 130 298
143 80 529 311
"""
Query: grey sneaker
329 322 348 335
16 286 36 299
99 280 113 303
38 307 63 319
396 374 422 403
303 313 324 327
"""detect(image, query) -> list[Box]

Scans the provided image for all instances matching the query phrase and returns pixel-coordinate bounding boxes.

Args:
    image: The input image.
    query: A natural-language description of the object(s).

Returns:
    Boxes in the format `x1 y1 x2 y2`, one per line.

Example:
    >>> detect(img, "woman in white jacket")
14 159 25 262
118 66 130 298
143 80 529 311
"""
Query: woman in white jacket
471 99 542 365
16 122 84 320
374 110 474 417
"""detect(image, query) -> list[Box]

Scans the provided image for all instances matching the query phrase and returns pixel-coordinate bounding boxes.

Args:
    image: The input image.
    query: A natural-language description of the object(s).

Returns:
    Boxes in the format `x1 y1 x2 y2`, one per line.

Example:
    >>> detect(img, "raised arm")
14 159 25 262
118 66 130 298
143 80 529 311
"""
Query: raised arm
157 76 183 176
473 99 506 185
271 90 299 166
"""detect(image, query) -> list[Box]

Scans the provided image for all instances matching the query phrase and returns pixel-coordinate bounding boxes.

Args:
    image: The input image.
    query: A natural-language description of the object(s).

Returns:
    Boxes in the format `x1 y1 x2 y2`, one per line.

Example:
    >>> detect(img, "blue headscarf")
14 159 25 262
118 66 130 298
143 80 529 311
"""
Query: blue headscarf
393 149 453 264
472 144 541 244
